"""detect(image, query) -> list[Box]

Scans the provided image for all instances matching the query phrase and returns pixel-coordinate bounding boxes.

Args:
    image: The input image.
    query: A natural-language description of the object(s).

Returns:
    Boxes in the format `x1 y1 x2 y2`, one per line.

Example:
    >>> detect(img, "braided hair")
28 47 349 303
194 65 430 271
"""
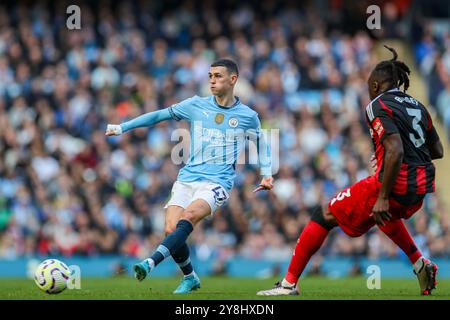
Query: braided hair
372 45 411 92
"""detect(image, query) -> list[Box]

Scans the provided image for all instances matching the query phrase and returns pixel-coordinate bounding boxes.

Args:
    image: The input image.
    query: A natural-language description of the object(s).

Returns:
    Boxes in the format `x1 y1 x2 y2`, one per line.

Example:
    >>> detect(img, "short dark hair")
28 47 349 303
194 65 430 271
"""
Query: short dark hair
211 59 239 76
372 45 411 92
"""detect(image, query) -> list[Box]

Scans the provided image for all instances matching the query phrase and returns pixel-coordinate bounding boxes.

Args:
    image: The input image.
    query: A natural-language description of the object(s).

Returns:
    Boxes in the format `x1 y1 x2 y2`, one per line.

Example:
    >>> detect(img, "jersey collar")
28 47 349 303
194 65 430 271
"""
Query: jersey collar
368 87 400 106
212 95 240 110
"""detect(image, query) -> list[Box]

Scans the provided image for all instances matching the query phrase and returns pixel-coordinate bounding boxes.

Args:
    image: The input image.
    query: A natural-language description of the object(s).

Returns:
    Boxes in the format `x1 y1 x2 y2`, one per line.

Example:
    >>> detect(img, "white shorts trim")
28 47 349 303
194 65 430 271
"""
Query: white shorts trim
164 180 229 214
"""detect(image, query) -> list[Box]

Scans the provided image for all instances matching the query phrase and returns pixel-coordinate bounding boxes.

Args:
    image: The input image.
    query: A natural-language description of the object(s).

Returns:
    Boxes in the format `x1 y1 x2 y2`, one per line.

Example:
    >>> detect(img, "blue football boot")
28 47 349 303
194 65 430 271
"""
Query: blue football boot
173 273 201 294
133 260 152 281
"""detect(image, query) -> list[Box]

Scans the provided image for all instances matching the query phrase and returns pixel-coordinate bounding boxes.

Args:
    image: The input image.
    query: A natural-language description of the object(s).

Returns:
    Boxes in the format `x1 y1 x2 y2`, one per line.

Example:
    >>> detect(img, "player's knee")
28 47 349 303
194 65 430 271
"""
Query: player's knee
311 205 337 230
180 209 197 224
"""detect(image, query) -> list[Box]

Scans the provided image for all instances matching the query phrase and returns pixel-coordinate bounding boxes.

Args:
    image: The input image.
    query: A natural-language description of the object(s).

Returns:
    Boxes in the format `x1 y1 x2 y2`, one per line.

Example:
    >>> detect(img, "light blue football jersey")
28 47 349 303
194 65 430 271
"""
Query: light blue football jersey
168 95 272 191
120 95 272 192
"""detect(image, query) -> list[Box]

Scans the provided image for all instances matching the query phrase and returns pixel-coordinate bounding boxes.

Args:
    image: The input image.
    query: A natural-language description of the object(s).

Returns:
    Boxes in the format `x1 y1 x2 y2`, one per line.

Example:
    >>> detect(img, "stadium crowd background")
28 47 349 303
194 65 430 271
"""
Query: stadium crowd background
0 0 449 274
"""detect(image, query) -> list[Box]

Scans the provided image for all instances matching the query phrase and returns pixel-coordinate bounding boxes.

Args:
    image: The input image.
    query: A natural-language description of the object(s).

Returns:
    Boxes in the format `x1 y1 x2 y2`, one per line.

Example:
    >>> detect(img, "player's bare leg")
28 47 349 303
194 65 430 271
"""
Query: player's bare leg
133 206 182 281
133 200 211 289
165 205 184 234
257 204 337 296
179 199 212 226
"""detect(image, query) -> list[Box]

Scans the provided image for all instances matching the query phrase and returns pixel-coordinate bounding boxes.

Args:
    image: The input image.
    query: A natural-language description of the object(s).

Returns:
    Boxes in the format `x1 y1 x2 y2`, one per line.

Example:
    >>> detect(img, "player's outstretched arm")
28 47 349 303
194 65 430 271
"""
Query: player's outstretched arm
105 108 173 136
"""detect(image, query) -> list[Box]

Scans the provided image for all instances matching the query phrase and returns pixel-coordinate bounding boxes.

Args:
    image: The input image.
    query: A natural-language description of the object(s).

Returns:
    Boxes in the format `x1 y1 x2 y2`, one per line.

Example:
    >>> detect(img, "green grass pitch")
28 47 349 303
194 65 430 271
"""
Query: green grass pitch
1 276 449 300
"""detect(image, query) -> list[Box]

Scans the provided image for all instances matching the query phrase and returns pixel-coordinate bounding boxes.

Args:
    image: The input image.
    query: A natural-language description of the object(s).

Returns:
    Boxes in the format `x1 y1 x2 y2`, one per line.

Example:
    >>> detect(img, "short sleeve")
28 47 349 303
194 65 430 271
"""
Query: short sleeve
246 113 261 140
366 98 399 141
423 108 438 145
426 126 439 145
168 96 198 121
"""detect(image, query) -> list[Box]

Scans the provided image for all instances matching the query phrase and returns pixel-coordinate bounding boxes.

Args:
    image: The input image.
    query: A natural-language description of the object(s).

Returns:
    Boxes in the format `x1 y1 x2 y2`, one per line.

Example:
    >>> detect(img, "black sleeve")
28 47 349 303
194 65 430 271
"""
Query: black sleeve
426 126 440 145
366 98 399 141
425 109 439 145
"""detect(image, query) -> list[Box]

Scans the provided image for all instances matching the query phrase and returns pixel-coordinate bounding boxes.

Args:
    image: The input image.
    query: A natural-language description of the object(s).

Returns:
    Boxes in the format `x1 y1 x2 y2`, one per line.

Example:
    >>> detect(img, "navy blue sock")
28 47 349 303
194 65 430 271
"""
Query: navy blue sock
150 219 194 267
172 242 194 275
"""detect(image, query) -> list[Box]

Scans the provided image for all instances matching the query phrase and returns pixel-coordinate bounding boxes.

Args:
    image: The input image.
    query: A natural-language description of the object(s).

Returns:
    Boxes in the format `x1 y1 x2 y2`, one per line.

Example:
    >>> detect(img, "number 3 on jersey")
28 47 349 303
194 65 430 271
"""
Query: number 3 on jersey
406 107 425 148
330 188 351 206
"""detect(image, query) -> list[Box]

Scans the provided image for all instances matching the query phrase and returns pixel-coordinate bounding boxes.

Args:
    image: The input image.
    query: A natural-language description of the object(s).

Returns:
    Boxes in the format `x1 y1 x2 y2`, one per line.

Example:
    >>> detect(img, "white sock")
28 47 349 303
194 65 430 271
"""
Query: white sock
281 278 295 288
413 256 425 273
146 258 155 270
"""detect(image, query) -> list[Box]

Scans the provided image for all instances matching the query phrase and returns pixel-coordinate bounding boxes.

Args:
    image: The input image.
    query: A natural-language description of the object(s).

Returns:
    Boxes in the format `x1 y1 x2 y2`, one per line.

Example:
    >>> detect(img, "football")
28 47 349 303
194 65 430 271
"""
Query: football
34 259 71 294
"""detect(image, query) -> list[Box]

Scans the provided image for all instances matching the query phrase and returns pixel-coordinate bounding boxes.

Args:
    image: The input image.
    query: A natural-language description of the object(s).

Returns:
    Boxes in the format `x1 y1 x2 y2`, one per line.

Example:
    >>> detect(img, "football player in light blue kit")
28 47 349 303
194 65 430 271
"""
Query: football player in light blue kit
105 59 274 293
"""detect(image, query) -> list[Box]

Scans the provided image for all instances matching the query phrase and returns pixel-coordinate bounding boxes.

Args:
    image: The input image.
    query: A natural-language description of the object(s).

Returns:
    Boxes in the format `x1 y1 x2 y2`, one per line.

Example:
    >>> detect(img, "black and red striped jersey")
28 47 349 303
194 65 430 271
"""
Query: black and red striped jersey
365 88 439 195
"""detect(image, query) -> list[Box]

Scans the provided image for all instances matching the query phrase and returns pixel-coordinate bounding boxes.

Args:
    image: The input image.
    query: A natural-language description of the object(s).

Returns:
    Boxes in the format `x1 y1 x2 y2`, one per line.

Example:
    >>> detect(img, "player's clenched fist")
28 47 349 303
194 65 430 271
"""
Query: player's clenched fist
105 124 123 136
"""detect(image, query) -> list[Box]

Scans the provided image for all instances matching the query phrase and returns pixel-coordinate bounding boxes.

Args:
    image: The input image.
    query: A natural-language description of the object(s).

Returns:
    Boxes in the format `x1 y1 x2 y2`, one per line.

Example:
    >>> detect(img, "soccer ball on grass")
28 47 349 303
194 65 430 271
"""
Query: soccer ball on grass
34 259 71 294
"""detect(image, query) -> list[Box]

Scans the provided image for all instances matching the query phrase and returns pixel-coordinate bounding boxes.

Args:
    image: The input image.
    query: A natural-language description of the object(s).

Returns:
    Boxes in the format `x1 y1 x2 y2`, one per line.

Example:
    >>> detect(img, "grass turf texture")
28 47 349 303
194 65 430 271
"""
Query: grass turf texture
1 276 449 300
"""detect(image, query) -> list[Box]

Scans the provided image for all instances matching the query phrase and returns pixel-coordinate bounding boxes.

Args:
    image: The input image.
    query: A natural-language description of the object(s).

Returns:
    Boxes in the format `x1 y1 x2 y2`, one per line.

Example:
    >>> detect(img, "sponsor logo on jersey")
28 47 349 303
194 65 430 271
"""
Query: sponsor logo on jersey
215 113 224 124
373 117 384 137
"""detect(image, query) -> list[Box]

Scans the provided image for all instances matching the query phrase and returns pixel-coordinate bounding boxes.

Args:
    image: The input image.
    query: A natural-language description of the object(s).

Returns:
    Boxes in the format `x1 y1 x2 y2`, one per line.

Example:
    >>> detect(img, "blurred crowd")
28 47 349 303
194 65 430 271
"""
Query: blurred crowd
0 0 449 272
413 16 450 140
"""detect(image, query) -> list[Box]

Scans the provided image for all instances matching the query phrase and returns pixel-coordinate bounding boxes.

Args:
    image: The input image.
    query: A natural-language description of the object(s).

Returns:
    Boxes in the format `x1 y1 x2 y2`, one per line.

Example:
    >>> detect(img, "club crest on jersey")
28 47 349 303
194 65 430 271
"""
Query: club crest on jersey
373 117 384 137
215 113 224 124
228 117 239 128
